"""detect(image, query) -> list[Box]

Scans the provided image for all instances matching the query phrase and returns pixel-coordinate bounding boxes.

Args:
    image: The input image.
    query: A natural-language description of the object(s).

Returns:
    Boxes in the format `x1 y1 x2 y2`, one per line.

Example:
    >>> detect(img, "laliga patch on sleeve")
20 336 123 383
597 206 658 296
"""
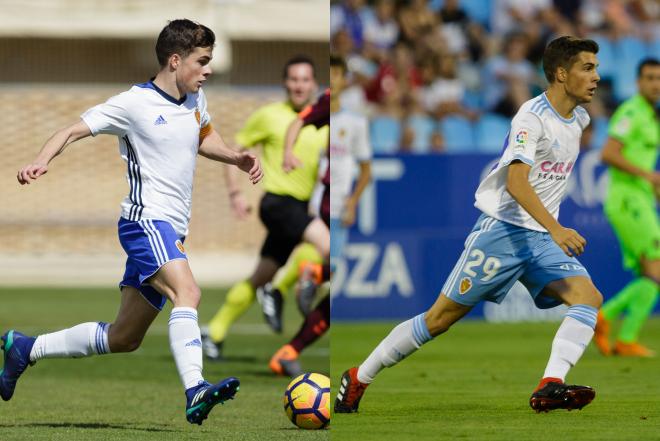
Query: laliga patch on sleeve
514 130 529 145
613 117 631 137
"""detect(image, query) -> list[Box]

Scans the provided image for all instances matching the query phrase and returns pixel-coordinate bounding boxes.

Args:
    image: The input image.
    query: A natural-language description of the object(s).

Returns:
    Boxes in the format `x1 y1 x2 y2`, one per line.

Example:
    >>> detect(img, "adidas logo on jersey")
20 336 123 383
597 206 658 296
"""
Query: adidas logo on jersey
154 115 167 125
551 139 561 149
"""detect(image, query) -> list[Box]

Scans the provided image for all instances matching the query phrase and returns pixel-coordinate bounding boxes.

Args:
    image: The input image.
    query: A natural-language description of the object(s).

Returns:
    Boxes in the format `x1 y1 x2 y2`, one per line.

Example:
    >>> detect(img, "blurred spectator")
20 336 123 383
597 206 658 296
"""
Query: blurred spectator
439 0 488 61
331 0 368 50
399 0 438 44
363 0 400 62
365 42 422 105
483 33 537 117
491 0 555 36
417 53 477 120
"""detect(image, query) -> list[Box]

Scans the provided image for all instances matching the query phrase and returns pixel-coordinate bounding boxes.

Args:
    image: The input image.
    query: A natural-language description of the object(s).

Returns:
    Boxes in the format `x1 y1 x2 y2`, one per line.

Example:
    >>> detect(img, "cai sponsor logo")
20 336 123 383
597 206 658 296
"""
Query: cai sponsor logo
537 161 574 181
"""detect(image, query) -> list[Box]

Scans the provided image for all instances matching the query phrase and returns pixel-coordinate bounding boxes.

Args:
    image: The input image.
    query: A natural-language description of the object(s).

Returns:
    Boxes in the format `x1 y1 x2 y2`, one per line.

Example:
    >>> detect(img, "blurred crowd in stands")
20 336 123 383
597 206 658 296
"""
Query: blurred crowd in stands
330 0 660 153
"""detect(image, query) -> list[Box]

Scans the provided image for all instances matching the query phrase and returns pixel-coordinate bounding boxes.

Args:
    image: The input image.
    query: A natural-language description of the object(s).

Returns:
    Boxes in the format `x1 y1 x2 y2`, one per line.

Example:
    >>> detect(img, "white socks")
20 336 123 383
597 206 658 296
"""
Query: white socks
29 322 110 362
357 313 432 384
543 305 597 381
169 307 204 390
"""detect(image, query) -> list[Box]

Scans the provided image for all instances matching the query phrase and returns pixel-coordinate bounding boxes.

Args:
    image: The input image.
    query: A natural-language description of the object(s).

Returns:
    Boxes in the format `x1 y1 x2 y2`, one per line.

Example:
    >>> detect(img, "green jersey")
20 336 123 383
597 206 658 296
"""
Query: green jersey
606 94 659 200
236 101 328 201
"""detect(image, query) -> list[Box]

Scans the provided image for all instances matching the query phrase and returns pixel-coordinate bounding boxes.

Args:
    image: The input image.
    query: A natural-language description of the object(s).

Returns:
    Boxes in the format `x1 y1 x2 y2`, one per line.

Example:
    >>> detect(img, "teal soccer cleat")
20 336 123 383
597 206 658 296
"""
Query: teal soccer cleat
185 377 240 425
0 330 36 401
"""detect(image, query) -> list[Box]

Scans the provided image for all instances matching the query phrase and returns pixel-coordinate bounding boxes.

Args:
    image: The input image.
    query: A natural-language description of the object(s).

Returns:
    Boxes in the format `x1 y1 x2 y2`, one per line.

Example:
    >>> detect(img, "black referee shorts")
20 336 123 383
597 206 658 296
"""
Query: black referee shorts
259 192 314 266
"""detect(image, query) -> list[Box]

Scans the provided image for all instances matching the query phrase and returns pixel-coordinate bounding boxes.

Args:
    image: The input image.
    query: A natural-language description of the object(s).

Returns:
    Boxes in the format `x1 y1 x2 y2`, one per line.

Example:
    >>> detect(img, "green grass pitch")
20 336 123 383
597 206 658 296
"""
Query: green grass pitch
331 317 660 441
0 287 329 441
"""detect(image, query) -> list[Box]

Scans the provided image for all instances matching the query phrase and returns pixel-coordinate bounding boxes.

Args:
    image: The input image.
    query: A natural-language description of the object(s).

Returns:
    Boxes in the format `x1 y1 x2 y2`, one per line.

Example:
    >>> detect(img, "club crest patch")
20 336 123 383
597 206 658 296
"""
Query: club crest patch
194 108 201 126
459 277 472 295
175 240 185 254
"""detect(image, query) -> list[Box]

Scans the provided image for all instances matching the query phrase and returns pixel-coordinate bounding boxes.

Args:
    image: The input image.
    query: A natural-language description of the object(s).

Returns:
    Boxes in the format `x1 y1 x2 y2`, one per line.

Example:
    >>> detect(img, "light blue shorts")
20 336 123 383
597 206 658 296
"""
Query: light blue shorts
442 214 591 309
330 217 348 271
118 217 187 310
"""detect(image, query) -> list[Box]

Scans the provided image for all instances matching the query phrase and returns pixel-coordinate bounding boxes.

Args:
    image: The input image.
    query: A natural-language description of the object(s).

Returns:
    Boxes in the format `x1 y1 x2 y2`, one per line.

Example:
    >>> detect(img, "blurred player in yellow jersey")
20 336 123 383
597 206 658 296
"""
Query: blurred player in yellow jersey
202 56 330 360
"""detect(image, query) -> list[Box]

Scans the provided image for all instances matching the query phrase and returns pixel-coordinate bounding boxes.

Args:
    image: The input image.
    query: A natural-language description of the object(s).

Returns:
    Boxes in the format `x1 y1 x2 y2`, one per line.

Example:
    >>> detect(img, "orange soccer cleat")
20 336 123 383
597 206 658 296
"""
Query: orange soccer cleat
269 344 302 377
593 311 612 356
613 341 656 358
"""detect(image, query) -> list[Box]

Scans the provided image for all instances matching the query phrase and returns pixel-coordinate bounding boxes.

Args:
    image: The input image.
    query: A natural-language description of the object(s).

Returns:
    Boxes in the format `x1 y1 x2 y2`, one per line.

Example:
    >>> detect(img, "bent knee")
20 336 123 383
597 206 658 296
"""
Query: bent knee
575 284 602 309
175 284 202 307
108 335 143 353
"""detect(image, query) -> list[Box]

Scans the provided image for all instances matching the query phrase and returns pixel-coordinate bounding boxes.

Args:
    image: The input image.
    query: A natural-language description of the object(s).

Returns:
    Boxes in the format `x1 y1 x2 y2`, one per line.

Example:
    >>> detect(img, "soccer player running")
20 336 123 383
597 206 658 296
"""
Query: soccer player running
594 58 660 358
335 36 603 414
202 56 329 360
3 20 263 425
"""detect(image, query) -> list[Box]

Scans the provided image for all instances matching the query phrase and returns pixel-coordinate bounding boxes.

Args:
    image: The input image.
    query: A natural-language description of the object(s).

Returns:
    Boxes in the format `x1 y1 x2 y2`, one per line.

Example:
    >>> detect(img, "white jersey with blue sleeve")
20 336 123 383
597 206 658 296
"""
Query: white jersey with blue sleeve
474 92 590 232
81 81 211 236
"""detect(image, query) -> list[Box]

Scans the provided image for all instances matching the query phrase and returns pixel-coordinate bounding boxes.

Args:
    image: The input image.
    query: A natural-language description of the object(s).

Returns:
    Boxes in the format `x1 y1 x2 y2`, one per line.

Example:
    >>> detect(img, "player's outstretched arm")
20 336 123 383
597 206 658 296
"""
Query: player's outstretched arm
199 128 263 185
601 137 660 186
282 118 304 173
17 119 92 185
506 161 586 257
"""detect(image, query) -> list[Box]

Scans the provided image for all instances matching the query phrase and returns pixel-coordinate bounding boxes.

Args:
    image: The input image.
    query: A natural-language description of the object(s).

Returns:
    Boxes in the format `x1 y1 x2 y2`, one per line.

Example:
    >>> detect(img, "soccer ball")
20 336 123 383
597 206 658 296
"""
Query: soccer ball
283 372 330 429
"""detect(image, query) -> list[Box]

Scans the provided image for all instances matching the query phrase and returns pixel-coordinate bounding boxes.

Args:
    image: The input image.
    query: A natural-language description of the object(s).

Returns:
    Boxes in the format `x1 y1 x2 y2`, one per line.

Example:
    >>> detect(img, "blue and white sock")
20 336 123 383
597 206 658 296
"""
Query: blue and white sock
169 307 204 390
543 304 598 381
357 313 433 384
29 322 110 362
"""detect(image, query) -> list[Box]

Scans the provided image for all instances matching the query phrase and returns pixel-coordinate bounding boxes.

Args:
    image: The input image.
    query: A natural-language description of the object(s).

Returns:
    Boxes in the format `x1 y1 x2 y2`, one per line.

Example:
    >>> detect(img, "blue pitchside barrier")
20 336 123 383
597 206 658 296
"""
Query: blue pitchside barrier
331 151 656 321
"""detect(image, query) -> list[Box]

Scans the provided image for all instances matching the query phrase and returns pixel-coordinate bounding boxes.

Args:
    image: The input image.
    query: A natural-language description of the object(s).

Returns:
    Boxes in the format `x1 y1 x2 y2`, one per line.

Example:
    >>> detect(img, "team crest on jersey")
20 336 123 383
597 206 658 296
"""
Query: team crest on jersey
459 277 472 295
515 130 528 145
194 108 201 126
175 240 185 254
339 128 346 139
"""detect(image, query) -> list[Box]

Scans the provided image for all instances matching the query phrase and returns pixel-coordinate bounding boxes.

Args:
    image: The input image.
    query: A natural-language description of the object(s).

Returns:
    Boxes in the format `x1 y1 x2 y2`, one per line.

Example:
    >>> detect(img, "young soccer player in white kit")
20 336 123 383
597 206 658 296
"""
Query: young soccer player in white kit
335 36 603 414
2 20 262 425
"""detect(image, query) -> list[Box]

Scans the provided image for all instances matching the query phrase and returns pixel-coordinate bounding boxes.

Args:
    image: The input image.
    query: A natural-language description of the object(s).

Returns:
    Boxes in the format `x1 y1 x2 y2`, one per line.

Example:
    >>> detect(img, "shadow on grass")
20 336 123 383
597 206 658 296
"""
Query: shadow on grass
0 422 179 432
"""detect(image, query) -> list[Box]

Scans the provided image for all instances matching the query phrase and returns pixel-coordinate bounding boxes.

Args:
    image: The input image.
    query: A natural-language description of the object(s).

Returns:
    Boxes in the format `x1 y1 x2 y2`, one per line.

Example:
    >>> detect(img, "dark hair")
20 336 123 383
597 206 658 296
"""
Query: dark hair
638 57 660 78
156 19 215 67
330 54 348 75
282 55 316 80
543 36 599 83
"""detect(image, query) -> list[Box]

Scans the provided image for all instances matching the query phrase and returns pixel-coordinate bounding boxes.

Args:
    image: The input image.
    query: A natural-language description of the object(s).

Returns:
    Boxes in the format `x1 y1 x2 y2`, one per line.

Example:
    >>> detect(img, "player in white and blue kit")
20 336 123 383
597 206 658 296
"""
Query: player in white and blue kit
335 36 604 414
2 20 262 425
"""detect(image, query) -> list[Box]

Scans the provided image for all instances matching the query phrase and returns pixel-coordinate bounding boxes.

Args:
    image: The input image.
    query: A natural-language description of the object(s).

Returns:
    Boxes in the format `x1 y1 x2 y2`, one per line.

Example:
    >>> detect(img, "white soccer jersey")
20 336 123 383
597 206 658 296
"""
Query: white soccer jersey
474 92 590 231
330 108 372 218
81 81 211 236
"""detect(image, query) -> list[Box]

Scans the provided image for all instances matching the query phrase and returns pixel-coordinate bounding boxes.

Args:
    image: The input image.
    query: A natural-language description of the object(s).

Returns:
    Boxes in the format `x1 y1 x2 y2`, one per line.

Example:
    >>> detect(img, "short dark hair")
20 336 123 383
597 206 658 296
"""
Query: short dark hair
330 54 348 75
543 36 599 83
156 19 215 67
282 55 316 80
638 57 660 78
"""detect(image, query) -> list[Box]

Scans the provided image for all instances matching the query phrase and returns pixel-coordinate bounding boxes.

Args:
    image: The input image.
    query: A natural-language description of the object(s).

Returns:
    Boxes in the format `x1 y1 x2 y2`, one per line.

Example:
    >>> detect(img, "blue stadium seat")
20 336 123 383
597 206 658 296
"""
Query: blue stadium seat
475 113 510 153
405 114 437 153
370 116 402 154
439 115 475 153
613 36 649 101
590 35 616 80
461 0 492 28
647 38 660 59
462 89 483 110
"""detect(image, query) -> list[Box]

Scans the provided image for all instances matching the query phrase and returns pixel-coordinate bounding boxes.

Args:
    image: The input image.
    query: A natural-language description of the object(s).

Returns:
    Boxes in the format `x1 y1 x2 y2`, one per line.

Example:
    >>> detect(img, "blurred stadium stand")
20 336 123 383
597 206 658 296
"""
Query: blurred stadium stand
0 0 328 285
331 0 659 153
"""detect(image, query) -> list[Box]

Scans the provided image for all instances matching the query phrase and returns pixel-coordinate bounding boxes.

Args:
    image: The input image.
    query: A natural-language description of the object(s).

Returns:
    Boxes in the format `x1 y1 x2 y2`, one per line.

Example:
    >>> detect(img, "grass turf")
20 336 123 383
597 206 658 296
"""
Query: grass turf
331 317 660 441
0 287 329 441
